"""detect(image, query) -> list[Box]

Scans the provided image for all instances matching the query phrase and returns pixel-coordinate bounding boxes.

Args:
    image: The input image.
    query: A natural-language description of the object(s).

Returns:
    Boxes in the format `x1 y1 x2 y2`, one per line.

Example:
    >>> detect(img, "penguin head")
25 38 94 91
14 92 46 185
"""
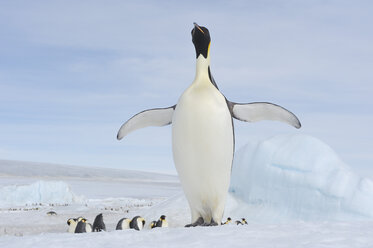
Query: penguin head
227 217 231 221
67 218 75 225
160 215 166 220
150 220 157 229
77 217 86 223
191 23 211 59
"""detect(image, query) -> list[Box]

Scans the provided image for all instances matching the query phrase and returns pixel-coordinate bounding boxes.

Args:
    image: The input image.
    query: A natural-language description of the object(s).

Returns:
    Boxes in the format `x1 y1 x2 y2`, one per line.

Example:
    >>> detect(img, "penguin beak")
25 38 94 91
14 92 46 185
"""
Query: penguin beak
193 22 204 34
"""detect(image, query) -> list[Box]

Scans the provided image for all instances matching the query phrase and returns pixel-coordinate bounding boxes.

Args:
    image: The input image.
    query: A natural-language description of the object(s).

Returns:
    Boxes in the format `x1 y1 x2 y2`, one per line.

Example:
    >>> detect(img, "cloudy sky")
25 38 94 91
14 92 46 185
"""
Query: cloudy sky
0 0 372 175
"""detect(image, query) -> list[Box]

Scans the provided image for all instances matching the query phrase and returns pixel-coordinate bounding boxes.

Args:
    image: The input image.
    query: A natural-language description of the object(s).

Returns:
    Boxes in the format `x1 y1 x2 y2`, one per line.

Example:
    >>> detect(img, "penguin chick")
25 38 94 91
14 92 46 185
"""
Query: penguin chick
92 213 106 232
241 218 248 225
156 215 168 228
150 221 157 229
235 220 243 225
116 217 131 230
75 218 92 233
130 216 145 231
67 218 78 233
223 217 232 225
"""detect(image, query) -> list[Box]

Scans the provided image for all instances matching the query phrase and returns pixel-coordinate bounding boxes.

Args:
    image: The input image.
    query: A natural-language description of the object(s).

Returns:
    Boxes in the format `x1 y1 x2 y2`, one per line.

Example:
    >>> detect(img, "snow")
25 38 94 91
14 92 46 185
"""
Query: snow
1 134 373 247
230 134 373 221
1 222 372 248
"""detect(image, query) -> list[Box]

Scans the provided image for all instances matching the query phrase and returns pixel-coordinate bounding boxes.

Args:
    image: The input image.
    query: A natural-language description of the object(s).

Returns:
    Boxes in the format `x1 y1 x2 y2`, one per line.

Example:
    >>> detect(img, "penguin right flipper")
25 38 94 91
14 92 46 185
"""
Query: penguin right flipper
228 101 301 129
117 105 176 140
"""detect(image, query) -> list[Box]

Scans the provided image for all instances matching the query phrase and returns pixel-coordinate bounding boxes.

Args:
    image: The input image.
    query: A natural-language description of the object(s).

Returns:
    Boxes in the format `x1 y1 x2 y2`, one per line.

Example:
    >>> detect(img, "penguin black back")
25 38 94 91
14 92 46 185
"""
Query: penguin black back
75 221 86 233
130 216 145 231
156 215 166 227
92 213 106 232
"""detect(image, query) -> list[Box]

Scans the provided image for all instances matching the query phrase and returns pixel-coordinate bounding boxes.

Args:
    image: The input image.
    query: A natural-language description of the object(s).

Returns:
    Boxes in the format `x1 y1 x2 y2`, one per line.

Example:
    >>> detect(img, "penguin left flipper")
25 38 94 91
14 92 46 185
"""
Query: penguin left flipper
228 101 301 129
117 105 176 140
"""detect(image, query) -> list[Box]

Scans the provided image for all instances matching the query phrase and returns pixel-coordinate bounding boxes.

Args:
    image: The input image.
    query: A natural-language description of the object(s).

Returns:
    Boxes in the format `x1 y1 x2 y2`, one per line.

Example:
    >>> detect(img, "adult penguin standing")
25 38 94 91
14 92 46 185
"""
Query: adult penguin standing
117 23 301 227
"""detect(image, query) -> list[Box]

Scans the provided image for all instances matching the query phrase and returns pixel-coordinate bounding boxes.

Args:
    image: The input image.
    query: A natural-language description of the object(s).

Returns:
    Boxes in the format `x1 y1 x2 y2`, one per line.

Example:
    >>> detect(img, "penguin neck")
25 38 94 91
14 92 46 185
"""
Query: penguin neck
194 54 211 85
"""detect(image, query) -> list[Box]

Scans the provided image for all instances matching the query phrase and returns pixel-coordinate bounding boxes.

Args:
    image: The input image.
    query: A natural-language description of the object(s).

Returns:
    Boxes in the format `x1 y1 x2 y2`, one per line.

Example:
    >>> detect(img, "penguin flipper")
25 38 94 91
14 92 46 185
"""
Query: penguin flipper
228 101 301 129
117 105 176 140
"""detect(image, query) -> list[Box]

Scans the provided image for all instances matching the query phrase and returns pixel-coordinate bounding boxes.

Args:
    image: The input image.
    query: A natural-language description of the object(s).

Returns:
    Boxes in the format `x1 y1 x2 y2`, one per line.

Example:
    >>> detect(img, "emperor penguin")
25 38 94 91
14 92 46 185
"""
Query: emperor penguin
75 217 92 233
235 220 243 225
241 218 248 225
116 217 131 230
155 215 168 228
47 211 57 216
129 216 146 231
223 217 232 225
67 218 78 233
117 23 301 227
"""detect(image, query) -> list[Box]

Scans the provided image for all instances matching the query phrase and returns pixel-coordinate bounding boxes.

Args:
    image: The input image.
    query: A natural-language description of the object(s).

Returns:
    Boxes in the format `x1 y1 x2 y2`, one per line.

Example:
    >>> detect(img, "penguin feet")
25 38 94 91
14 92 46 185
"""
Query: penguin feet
185 217 204 227
201 218 218 227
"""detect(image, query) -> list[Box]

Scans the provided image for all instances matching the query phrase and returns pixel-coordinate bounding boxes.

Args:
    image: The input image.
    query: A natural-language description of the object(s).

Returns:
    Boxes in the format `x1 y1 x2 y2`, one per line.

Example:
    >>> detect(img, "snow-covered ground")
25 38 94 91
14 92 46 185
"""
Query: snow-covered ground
1 134 373 247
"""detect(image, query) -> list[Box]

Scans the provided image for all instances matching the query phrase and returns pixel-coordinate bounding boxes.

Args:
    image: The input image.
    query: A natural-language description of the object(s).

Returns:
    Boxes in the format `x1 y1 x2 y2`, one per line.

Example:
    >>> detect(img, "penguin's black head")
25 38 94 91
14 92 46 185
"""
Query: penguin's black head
160 215 166 220
191 23 211 59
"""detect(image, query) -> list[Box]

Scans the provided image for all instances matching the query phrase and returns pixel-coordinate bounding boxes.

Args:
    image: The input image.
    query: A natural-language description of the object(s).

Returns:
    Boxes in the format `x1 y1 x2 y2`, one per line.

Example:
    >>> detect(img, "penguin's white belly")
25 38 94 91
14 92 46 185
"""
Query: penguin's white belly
172 84 233 218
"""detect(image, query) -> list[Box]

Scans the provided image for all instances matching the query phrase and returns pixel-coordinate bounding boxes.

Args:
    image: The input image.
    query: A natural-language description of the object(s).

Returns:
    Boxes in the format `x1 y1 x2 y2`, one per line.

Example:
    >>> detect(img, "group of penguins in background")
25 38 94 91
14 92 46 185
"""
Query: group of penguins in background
67 213 168 233
222 217 248 225
67 214 248 233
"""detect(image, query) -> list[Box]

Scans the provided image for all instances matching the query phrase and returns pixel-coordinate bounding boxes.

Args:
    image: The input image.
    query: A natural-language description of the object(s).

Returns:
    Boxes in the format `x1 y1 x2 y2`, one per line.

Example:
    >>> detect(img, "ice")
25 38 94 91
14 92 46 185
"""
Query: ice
230 134 373 221
0 181 85 207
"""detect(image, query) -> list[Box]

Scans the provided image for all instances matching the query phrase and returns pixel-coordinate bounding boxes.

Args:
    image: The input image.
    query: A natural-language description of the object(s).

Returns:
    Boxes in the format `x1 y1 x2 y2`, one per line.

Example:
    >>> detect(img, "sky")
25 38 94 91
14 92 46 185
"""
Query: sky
0 0 372 175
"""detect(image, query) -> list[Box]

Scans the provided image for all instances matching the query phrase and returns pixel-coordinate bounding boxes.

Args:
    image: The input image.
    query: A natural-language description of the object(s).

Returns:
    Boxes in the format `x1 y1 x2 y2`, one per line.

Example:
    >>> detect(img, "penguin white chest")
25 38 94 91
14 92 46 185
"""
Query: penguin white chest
172 81 233 218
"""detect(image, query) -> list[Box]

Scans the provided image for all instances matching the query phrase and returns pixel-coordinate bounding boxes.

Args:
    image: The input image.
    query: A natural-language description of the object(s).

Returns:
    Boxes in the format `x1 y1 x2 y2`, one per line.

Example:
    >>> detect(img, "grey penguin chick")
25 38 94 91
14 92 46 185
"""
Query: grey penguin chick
92 213 106 232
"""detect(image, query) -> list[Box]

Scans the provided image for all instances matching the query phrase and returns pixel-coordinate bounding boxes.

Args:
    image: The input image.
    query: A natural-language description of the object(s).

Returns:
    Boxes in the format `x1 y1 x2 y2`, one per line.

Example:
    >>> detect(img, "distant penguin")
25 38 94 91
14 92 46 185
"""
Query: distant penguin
47 211 57 216
156 215 168 228
75 218 92 233
223 217 232 225
130 216 145 231
116 217 131 230
67 218 78 233
235 220 243 225
116 23 301 227
150 220 157 229
92 213 106 232
241 218 248 225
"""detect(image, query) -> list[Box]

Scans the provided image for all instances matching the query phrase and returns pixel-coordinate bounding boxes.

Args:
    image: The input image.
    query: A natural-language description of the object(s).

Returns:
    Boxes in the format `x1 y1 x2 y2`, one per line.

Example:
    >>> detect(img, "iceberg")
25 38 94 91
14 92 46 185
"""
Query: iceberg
0 180 85 207
230 134 373 221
